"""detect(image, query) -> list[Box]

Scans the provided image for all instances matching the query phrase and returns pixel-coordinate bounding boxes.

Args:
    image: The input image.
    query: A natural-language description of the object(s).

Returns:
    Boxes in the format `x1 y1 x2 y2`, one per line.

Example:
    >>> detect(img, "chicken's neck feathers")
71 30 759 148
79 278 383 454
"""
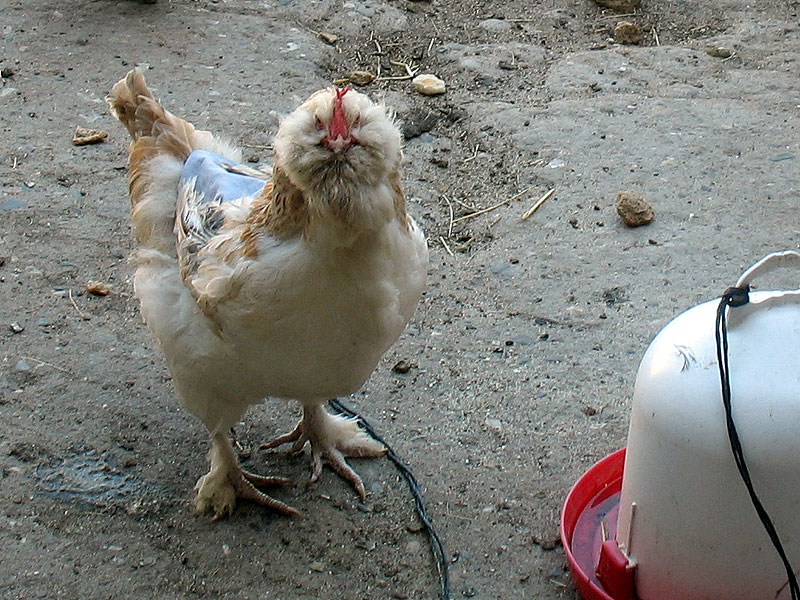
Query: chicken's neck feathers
244 164 409 251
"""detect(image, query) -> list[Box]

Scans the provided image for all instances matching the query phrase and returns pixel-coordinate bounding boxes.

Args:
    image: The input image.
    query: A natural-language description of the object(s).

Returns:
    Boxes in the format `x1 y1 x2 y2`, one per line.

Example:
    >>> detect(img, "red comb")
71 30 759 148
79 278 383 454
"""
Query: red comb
335 84 352 100
329 85 352 140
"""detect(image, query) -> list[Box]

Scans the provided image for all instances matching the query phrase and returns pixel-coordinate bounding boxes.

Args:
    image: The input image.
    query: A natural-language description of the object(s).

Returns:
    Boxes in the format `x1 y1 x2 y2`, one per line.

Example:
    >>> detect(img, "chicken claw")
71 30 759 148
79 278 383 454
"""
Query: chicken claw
262 404 386 500
195 432 301 519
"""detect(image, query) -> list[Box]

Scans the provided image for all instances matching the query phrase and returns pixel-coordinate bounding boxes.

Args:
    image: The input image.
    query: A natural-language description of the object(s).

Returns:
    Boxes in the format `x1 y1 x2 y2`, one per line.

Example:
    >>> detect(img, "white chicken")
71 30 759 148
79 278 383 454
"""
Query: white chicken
107 70 428 518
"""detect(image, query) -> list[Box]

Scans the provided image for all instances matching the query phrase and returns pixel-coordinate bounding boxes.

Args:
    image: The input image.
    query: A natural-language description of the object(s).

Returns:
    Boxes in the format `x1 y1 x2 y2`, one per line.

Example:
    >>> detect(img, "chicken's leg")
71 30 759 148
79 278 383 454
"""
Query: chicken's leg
195 432 300 519
262 404 386 500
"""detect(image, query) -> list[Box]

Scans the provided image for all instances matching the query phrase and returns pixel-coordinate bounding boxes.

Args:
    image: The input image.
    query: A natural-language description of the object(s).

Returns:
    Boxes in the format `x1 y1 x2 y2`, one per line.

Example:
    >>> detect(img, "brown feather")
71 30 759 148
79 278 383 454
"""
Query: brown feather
240 166 308 257
389 169 410 232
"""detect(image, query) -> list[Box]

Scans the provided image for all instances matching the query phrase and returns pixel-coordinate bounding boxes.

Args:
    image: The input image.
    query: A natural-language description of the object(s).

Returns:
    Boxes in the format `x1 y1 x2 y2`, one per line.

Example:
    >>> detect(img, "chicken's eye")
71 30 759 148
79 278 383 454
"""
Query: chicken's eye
352 116 361 129
314 115 324 130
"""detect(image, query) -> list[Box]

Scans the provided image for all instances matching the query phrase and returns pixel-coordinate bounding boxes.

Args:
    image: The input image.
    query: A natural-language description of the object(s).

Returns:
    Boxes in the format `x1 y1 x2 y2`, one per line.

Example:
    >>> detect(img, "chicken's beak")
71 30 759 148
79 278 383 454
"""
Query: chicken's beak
324 87 354 154
324 135 353 154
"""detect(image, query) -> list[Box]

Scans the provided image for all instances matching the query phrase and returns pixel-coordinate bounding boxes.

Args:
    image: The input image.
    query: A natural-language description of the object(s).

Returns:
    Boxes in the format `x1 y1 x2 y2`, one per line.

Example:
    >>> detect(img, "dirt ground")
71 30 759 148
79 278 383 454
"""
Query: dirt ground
1 0 799 598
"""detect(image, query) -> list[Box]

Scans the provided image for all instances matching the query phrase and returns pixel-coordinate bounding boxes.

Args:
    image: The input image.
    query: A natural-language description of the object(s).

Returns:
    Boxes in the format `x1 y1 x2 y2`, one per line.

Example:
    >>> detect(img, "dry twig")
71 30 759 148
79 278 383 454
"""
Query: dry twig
442 195 455 238
21 356 73 375
68 289 91 320
521 188 555 220
439 237 454 257
453 185 534 224
375 60 419 82
595 11 637 20
463 144 480 163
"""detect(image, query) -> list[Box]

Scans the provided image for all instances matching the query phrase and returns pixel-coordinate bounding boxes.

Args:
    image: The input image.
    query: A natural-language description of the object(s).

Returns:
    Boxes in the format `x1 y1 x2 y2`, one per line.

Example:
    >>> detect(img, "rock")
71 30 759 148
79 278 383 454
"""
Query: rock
479 18 511 32
0 87 18 101
86 280 111 296
72 127 108 146
485 417 503 432
14 359 31 372
593 0 641 11
615 191 654 227
392 359 413 374
406 521 424 533
9 321 24 333
349 70 375 86
318 32 339 45
706 46 733 58
614 21 643 45
412 74 446 95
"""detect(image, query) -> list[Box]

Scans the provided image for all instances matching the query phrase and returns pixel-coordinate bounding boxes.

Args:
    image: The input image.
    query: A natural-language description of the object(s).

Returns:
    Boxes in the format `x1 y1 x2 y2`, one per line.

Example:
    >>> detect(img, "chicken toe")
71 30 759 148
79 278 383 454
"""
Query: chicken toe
262 403 385 499
195 432 300 519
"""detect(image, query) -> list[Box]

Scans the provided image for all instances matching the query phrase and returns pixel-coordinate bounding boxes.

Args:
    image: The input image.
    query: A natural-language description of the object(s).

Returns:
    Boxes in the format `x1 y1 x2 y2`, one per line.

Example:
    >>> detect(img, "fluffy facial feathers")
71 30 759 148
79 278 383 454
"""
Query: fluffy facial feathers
273 87 402 194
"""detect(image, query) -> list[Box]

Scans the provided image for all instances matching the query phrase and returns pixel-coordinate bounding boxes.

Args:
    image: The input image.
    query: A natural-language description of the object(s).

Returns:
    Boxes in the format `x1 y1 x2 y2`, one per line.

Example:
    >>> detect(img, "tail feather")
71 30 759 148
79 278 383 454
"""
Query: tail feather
108 69 241 253
108 69 203 154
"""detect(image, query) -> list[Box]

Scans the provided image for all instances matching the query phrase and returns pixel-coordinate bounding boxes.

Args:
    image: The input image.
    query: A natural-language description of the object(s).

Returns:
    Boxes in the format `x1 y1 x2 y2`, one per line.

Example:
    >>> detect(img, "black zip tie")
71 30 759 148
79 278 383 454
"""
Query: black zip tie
715 286 799 600
328 398 450 600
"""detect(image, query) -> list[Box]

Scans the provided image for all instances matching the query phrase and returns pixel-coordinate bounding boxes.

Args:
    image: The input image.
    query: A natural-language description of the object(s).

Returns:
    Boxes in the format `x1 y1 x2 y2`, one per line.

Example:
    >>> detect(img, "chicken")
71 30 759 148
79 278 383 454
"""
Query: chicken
107 70 428 518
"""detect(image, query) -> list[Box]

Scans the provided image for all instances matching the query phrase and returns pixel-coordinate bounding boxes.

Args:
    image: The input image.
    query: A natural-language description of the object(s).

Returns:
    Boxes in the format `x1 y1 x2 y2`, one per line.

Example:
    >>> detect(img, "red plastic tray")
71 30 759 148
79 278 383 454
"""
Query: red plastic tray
560 448 627 600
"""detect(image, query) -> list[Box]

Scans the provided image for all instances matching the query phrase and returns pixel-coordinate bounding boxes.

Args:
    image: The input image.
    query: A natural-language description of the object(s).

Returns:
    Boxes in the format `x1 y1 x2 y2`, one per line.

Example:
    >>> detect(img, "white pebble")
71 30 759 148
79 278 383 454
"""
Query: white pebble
412 74 446 96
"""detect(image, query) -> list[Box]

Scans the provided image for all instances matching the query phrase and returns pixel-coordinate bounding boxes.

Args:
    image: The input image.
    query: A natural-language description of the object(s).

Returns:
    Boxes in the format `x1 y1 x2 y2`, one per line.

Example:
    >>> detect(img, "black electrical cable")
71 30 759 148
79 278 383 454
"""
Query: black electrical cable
328 398 450 600
715 286 799 600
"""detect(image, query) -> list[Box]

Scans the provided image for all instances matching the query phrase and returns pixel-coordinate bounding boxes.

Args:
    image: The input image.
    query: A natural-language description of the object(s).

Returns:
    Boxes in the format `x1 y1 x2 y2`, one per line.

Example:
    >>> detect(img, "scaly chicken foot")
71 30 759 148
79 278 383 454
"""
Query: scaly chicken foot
261 403 386 500
196 432 301 519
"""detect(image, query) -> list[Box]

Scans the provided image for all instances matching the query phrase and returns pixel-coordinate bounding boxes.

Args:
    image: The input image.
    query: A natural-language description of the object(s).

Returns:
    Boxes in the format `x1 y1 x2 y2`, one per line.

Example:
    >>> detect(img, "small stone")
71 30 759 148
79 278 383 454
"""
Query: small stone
479 18 511 32
412 73 446 96
0 87 18 100
318 32 339 45
86 280 111 296
14 359 31 372
406 521 424 533
405 540 422 554
9 322 24 333
485 417 502 432
309 561 326 572
0 67 14 79
349 70 375 86
430 157 449 168
614 21 643 45
72 127 108 146
593 0 641 11
615 191 654 227
532 534 560 551
392 359 413 374
706 46 733 58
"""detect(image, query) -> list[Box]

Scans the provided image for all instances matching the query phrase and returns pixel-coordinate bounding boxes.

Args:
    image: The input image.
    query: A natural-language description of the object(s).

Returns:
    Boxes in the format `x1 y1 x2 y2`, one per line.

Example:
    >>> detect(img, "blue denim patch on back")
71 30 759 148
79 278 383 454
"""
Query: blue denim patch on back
181 149 267 205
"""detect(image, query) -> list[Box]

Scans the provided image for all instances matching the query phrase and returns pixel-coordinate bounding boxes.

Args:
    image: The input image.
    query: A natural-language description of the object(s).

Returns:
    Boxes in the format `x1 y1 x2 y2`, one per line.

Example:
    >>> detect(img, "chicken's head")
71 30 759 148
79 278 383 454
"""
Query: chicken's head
273 85 402 196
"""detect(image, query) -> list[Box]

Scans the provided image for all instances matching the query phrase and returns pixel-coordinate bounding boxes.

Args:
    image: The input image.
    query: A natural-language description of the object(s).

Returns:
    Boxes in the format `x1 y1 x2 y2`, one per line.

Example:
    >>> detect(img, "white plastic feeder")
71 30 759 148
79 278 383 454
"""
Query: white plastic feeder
562 251 800 600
